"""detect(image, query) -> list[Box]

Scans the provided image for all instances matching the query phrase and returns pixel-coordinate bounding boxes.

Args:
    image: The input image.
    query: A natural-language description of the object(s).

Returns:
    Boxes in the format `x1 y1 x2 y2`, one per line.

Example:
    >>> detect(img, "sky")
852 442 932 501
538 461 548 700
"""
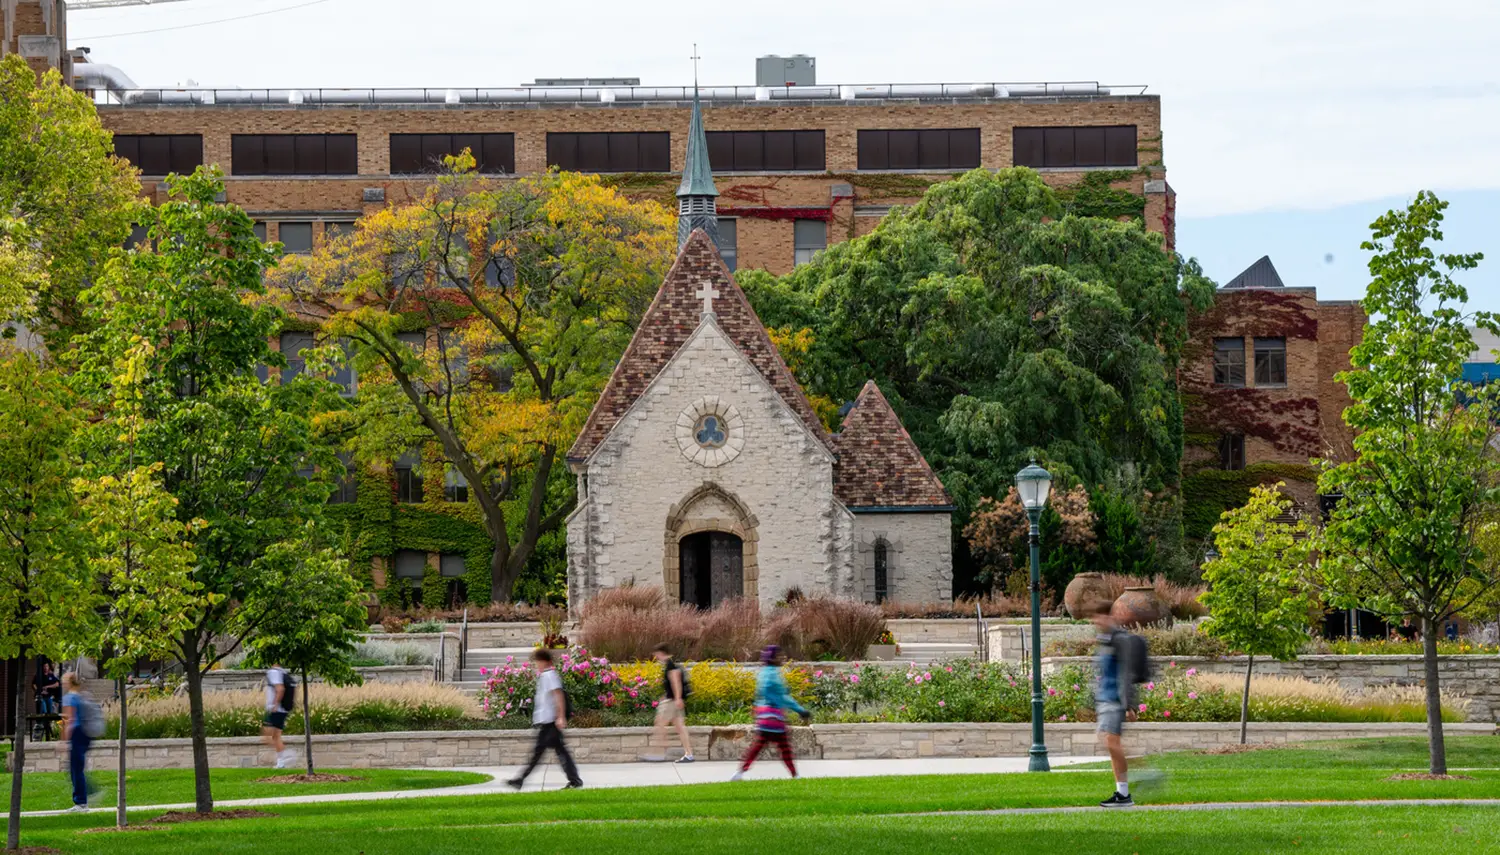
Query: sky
69 0 1500 303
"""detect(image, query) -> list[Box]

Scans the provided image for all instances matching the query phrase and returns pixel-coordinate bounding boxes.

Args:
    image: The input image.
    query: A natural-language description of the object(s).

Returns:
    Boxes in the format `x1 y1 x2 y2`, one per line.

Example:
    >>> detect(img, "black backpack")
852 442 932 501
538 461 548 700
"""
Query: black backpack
1117 631 1153 685
279 670 297 712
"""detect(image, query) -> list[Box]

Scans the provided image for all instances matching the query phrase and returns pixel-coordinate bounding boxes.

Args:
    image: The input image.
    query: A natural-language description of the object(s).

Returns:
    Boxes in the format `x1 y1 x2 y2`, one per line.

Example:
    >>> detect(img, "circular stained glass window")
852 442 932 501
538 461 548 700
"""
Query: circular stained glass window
694 414 727 448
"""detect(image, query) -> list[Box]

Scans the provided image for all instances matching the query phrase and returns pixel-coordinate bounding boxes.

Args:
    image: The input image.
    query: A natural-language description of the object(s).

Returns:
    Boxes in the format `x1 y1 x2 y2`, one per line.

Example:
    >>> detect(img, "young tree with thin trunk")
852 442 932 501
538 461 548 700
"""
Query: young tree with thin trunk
1200 484 1315 744
80 169 341 813
243 538 367 777
74 340 204 828
1318 191 1500 775
268 161 674 600
0 348 96 852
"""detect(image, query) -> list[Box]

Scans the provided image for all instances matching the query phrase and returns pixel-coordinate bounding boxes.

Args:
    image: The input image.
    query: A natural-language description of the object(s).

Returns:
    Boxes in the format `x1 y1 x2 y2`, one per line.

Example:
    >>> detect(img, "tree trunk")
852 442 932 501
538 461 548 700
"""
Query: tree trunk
301 668 314 777
488 545 516 604
183 644 214 813
1239 654 1254 745
116 677 128 828
6 656 29 852
1422 615 1447 775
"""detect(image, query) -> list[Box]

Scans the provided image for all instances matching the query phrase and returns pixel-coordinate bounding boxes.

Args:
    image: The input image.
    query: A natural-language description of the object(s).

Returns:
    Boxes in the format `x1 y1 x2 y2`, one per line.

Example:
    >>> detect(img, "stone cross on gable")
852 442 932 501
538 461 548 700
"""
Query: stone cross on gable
696 282 720 316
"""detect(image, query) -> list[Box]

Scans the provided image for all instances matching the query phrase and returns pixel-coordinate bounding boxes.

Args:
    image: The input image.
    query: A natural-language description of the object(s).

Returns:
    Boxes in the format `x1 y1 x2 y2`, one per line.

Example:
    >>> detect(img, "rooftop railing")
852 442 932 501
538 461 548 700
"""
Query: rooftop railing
84 81 1149 107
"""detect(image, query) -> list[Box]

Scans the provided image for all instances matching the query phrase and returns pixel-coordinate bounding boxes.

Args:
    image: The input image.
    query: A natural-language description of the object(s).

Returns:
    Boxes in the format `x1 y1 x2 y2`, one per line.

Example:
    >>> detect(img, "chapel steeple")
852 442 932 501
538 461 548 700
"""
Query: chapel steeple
676 76 721 250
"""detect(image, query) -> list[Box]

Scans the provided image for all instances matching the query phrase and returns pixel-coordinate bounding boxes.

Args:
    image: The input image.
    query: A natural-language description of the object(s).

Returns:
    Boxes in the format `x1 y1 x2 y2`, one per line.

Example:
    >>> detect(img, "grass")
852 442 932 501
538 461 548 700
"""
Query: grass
0 767 488 813
3 737 1499 853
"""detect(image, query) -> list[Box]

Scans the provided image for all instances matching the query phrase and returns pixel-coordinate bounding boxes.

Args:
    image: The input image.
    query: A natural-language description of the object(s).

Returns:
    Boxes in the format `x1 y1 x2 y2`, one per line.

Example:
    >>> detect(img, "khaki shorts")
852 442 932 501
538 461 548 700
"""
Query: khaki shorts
655 699 684 725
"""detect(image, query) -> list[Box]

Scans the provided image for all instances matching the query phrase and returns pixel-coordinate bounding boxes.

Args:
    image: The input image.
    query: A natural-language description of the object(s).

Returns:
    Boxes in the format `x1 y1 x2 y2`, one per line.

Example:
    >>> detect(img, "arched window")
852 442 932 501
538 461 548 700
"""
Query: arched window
873 539 890 605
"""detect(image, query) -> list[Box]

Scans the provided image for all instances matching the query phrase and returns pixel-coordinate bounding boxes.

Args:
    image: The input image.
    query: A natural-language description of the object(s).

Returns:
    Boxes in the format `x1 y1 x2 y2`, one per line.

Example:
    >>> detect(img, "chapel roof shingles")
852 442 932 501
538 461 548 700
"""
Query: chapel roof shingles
832 381 954 509
567 229 831 462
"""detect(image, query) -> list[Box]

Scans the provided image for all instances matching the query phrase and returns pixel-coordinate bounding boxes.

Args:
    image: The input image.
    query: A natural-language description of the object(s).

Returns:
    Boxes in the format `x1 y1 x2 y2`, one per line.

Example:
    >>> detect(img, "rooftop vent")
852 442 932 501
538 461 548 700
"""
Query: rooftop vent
756 55 815 87
529 77 641 86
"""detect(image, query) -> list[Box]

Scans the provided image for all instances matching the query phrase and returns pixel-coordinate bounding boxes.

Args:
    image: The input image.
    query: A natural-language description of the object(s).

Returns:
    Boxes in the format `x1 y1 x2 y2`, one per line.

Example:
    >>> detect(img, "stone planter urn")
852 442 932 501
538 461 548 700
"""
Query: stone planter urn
866 644 898 661
1064 572 1113 618
1111 586 1172 628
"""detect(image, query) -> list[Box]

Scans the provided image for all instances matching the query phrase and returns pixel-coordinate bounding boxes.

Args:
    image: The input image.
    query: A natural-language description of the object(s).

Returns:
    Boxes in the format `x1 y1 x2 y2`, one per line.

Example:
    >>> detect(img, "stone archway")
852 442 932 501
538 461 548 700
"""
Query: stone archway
663 482 760 602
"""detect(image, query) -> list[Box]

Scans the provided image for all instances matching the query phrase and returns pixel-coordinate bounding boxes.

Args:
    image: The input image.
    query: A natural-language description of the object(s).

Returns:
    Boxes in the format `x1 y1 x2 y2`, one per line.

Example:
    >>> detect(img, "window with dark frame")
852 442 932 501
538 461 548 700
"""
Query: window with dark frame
1219 434 1246 471
324 221 357 242
545 132 670 172
1213 338 1246 387
331 452 358 504
793 219 826 266
1011 126 1137 168
395 450 424 504
444 468 469 503
112 134 204 175
394 549 427 588
279 331 313 382
717 218 738 271
706 130 825 172
1254 337 1288 386
389 133 515 174
873 539 890 605
439 554 468 608
856 128 980 170
231 134 357 176
278 222 314 254
331 338 356 397
253 222 268 243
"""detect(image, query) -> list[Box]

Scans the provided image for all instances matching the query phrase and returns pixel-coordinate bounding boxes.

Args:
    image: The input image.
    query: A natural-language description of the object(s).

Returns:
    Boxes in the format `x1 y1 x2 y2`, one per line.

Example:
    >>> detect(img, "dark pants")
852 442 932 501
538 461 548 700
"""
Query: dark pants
517 723 582 786
740 728 796 776
69 734 92 806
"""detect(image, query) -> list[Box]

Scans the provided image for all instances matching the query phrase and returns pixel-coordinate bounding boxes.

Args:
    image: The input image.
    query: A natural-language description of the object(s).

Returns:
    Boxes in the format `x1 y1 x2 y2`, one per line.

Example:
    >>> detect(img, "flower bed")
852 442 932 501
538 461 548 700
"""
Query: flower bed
1303 637 1500 656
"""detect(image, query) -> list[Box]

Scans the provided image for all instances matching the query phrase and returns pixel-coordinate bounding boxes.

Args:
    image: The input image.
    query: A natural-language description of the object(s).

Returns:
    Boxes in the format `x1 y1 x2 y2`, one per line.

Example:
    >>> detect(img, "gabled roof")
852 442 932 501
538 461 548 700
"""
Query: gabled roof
1222 255 1286 290
832 381 953 510
568 229 831 462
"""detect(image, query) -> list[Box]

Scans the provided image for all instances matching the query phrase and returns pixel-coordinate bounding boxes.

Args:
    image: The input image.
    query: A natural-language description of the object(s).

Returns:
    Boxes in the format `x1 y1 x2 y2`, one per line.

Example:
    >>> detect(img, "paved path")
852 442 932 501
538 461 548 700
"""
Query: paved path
21 756 1097 818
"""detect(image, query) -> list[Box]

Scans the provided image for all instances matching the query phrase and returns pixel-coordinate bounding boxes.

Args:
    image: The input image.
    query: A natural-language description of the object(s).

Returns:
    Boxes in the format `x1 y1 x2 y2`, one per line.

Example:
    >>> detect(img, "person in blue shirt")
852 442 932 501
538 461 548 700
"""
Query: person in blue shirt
60 672 94 812
731 645 809 781
1089 599 1142 808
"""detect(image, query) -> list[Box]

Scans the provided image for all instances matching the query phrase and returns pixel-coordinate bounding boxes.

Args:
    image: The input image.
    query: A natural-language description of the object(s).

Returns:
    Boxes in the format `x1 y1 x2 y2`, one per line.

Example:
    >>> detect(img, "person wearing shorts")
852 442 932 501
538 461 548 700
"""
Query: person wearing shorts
261 664 294 769
1089 600 1138 807
646 643 693 763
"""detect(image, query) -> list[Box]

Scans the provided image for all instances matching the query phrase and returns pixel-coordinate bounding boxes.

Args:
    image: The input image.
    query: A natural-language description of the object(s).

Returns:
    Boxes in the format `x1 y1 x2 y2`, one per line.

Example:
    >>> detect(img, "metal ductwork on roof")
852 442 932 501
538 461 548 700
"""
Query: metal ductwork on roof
72 61 138 100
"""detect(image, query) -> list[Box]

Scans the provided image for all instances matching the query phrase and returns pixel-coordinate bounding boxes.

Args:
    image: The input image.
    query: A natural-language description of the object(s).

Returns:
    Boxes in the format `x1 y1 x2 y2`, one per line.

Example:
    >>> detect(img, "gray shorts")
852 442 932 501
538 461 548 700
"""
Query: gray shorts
1097 702 1125 736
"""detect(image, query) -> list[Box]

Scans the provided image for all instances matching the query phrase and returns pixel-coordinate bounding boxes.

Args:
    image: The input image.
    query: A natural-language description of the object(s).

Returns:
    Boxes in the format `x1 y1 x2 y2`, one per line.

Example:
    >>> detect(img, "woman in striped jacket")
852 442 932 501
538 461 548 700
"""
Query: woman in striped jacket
731 645 810 781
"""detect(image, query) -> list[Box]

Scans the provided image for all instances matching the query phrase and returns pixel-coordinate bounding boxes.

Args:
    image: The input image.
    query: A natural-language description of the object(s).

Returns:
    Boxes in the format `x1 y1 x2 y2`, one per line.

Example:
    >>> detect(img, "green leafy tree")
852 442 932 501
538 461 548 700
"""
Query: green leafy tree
268 163 674 599
0 55 141 346
1201 484 1315 744
79 169 341 812
741 169 1215 588
0 348 95 852
74 339 205 828
243 536 369 777
1318 191 1500 775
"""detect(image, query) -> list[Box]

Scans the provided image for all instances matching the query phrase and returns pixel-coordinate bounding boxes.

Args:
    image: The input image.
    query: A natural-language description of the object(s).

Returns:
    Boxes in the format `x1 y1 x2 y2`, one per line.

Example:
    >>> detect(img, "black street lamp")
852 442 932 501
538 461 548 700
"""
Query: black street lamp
1014 459 1053 773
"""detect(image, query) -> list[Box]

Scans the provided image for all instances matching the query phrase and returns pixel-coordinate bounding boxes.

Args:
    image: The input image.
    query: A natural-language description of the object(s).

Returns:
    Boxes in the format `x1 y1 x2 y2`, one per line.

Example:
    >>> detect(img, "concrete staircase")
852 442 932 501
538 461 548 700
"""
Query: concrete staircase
452 646 536 694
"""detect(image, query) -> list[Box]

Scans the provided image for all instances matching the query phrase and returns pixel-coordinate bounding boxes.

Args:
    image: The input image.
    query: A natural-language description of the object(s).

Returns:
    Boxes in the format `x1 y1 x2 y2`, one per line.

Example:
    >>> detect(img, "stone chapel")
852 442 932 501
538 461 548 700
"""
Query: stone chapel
564 90 954 608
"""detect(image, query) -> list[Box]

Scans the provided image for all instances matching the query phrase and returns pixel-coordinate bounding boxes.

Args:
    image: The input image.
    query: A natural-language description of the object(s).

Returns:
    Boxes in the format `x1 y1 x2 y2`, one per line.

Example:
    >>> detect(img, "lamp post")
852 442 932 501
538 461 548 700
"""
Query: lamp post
1015 459 1053 772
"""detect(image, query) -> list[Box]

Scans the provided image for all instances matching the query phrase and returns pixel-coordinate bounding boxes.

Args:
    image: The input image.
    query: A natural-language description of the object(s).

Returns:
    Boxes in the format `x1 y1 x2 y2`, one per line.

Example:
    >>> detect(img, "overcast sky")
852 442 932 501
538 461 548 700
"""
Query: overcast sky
70 0 1500 300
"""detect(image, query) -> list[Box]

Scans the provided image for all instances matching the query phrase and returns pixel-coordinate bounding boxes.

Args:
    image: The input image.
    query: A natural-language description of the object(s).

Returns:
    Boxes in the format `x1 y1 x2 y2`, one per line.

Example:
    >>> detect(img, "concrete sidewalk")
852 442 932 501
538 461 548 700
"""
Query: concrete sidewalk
21 756 1100 818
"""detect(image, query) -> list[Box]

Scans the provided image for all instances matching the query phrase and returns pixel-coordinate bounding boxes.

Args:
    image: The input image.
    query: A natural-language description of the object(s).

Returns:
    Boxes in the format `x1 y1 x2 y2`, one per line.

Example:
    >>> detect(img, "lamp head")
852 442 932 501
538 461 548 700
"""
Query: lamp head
1014 459 1052 512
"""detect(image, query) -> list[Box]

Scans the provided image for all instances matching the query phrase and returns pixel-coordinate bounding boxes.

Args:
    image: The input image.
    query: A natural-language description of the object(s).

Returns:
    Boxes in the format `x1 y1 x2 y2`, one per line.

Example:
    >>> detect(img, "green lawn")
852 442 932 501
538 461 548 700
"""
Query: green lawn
3 737 1499 854
0 767 489 813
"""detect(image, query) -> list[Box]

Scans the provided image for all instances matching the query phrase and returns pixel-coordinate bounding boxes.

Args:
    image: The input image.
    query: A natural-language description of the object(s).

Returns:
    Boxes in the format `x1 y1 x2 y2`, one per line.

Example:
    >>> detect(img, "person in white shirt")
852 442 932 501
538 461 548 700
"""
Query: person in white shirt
506 648 583 790
261 664 295 769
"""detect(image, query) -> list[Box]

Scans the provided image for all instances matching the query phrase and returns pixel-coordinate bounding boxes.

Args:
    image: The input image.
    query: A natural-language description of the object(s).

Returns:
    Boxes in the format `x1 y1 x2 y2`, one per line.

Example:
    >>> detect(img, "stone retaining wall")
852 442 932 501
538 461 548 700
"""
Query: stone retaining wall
986 623 1096 662
1041 655 1500 723
17 722 1493 773
355 633 461 681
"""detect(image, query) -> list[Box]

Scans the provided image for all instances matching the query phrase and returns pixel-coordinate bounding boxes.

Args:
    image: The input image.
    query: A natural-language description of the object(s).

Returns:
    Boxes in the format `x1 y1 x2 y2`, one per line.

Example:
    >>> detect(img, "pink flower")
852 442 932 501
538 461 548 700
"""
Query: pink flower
945 666 954 673
1188 692 1198 700
1046 687 1057 696
1163 710 1172 718
1059 714 1068 721
628 689 638 698
1185 668 1197 677
1146 682 1155 691
1166 690 1174 699
938 700 946 708
1138 704 1147 713
1170 661 1177 668
815 670 824 678
506 655 514 663
849 673 861 684
479 667 488 676
923 671 933 681
1072 684 1080 690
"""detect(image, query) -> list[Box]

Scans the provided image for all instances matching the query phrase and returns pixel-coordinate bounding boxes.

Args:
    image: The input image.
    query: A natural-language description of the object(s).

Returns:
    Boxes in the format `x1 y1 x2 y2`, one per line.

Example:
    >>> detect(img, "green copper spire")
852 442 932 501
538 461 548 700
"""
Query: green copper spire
675 83 721 249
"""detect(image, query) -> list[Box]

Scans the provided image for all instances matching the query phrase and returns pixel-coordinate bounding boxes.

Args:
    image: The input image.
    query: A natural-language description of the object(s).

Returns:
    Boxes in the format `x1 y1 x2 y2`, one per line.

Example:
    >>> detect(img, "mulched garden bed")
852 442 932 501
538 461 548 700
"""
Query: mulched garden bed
148 810 278 824
1198 743 1280 755
255 773 362 784
79 825 163 835
1386 773 1475 781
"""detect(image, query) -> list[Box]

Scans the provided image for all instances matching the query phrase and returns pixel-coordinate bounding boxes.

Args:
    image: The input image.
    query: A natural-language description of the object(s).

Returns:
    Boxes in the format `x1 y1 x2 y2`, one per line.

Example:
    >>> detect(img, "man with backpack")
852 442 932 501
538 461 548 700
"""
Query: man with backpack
261 663 296 770
507 648 583 791
645 643 694 763
60 672 104 812
1087 599 1150 808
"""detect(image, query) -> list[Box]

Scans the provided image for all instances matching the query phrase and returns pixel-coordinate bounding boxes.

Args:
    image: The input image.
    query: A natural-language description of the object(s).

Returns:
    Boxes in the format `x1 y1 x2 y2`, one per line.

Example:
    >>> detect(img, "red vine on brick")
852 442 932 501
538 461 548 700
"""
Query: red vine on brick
1183 388 1322 457
719 205 835 222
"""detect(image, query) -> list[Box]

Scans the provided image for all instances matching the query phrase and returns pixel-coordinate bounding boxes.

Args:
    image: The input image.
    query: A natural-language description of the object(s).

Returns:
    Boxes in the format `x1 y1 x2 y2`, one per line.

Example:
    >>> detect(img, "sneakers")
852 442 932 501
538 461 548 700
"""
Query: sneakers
1100 792 1134 808
675 754 695 764
564 781 584 789
729 770 744 782
272 749 295 769
64 804 89 814
505 778 524 791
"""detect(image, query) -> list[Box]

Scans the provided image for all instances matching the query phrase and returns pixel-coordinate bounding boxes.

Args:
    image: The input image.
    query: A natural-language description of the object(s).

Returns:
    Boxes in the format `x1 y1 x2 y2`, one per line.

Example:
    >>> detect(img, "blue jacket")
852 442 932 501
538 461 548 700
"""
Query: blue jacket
754 665 807 729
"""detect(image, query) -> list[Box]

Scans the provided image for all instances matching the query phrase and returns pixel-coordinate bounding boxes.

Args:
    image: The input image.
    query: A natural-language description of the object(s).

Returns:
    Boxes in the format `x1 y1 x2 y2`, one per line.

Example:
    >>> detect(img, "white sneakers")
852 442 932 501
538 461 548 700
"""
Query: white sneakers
729 770 744 782
64 804 89 813
272 749 296 769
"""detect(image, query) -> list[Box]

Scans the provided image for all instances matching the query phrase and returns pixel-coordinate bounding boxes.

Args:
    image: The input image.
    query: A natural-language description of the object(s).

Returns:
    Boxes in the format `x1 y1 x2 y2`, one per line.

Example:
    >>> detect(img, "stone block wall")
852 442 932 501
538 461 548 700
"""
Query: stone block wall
1041 655 1500 723
19 721 1493 772
852 513 952 605
986 623 1097 662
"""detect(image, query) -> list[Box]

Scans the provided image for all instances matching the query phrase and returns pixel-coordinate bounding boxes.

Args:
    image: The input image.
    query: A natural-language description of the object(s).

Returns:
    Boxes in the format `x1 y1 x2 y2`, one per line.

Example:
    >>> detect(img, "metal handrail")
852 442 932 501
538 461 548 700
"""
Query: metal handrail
459 608 468 676
83 81 1149 107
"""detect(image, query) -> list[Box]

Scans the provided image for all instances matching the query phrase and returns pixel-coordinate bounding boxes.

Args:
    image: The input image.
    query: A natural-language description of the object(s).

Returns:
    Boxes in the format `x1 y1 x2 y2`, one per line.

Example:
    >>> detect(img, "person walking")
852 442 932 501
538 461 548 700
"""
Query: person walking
731 645 809 781
261 663 296 769
1088 599 1145 807
60 672 100 812
507 648 583 791
33 662 61 715
645 643 694 763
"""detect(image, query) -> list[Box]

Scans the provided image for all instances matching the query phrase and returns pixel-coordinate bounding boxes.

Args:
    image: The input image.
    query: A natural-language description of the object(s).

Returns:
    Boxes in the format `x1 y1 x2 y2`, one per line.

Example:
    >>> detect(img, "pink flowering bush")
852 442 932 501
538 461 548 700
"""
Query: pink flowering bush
478 648 655 723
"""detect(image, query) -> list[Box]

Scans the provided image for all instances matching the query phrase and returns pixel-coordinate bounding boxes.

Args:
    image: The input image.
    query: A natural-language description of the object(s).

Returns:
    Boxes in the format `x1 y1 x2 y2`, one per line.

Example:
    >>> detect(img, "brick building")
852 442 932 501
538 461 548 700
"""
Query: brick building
1180 256 1366 542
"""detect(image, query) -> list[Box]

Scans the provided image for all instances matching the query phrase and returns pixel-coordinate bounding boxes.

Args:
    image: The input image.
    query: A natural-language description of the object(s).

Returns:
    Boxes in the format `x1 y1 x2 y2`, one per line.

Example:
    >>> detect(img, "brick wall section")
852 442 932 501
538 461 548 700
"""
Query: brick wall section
17 721 1493 772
